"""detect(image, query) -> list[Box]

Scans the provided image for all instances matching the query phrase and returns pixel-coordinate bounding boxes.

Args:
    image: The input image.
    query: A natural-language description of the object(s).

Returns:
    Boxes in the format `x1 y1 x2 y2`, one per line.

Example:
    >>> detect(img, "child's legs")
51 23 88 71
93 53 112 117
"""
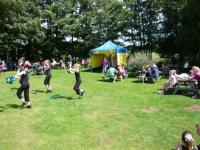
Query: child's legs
16 85 24 99
24 85 30 102
163 82 169 91
44 75 51 85
73 80 81 95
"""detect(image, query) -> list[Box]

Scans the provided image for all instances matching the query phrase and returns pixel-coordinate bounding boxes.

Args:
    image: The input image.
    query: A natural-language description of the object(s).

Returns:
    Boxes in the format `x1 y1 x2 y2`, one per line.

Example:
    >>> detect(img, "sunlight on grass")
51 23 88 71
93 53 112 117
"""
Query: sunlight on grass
0 70 200 150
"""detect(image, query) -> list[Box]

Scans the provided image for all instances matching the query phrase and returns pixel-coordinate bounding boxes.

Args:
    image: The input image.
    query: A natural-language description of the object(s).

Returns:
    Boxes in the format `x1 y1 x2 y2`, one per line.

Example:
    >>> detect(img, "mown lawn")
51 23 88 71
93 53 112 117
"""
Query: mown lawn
0 69 200 150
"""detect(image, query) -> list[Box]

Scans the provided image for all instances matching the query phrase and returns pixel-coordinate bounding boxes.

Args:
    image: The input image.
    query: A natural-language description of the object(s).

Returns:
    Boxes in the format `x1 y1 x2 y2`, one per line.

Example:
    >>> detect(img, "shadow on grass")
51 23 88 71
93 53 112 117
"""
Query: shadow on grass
97 79 113 83
81 68 93 72
49 94 79 100
11 87 18 91
32 89 46 94
132 80 142 83
131 80 155 84
0 104 22 112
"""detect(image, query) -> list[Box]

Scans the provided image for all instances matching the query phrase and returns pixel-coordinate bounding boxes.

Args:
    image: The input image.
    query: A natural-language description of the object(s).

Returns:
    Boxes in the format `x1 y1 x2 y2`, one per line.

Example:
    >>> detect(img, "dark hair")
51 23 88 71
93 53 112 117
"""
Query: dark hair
181 130 193 150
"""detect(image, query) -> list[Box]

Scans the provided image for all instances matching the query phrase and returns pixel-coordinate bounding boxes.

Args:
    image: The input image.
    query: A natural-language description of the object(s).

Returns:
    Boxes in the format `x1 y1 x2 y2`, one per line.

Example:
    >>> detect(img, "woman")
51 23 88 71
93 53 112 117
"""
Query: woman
44 60 52 92
15 63 31 108
102 56 108 75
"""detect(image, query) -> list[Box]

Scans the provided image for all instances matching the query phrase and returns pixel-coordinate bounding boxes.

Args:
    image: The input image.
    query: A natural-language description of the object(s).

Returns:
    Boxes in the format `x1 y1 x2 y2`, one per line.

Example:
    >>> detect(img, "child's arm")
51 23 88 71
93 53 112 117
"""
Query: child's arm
15 70 26 78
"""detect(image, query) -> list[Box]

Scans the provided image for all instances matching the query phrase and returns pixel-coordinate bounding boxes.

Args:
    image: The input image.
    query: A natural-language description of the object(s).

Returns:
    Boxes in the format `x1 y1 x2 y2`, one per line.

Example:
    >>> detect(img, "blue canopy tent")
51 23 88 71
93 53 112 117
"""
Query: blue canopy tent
90 41 128 68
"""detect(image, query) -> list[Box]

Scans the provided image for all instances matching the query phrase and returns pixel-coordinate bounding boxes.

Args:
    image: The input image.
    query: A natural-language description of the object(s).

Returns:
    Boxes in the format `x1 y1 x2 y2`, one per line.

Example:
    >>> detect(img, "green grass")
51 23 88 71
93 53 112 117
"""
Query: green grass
0 69 200 150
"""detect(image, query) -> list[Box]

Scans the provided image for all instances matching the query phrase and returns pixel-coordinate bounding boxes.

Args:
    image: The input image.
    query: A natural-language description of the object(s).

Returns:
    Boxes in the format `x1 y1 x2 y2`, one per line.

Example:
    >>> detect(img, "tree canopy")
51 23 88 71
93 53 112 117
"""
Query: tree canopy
0 0 199 63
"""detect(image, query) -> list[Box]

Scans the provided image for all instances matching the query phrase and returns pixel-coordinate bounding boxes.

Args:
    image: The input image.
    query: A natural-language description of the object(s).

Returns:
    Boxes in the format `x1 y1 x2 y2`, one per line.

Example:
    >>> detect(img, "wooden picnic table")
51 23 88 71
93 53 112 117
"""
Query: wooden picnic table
173 79 199 95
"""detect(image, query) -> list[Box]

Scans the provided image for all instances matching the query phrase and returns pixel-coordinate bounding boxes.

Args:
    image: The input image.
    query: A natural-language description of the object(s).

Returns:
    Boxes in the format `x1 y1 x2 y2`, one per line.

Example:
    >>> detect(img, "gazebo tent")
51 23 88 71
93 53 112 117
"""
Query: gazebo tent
90 41 128 68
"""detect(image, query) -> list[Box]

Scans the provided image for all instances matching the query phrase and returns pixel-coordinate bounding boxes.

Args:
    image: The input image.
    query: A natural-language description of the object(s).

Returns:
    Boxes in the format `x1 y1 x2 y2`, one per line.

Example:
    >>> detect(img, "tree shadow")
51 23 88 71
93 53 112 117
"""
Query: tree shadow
32 90 46 94
49 94 79 100
0 104 22 112
132 80 142 83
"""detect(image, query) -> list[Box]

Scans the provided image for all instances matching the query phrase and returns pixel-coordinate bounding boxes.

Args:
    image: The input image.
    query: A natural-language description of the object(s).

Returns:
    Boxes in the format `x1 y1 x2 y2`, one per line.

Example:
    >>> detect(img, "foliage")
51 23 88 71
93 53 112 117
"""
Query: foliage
0 0 199 63
128 52 153 68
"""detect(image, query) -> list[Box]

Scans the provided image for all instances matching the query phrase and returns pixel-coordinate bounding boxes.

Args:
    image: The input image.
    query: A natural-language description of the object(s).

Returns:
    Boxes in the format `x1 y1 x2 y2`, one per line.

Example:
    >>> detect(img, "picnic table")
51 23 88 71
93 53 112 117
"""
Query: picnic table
173 79 199 95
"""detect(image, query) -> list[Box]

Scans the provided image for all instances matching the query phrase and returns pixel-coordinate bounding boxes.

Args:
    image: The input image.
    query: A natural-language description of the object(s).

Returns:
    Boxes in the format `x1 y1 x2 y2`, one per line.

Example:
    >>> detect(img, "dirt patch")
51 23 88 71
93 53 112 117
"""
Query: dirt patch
141 107 157 113
185 105 200 112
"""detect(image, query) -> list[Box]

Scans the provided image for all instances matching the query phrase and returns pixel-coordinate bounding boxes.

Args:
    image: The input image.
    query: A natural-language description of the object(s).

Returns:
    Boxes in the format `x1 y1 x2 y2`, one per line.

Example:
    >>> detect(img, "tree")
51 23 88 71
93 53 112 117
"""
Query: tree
176 0 200 63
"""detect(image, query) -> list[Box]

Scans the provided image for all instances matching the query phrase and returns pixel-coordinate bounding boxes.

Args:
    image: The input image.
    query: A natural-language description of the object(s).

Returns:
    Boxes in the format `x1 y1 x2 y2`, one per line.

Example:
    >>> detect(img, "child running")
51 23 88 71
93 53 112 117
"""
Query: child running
68 63 85 98
15 62 31 108
43 59 52 92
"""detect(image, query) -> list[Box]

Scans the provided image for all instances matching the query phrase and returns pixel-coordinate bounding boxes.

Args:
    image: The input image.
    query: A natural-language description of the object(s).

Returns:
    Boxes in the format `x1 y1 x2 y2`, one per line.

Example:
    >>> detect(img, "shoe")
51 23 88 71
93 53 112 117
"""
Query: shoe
26 104 32 108
21 101 26 107
158 91 164 95
80 90 85 96
24 102 32 108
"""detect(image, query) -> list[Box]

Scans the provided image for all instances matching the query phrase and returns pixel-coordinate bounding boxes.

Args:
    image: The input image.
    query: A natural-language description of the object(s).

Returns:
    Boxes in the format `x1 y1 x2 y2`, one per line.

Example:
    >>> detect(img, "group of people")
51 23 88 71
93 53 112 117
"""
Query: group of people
60 55 90 70
138 64 160 83
158 66 200 98
14 57 85 108
175 123 200 150
102 56 128 83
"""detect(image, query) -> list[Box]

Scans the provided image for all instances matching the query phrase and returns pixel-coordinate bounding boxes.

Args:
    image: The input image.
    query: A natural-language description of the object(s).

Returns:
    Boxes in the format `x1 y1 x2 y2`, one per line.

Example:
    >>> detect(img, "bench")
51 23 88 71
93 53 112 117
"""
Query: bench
173 80 199 96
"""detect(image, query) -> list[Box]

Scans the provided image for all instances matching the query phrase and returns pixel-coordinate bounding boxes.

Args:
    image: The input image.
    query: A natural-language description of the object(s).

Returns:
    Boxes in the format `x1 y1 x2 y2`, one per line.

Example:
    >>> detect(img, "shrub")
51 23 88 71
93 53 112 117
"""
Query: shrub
128 52 153 69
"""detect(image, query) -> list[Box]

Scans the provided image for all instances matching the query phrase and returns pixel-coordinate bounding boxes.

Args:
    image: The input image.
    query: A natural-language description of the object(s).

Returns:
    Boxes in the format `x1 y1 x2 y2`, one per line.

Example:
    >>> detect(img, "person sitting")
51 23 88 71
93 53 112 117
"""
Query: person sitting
196 123 200 150
138 66 146 83
33 62 42 75
188 66 200 99
117 64 128 80
159 69 178 95
176 130 198 150
151 64 160 81
189 66 200 86
145 67 154 83
0 60 7 73
105 67 118 83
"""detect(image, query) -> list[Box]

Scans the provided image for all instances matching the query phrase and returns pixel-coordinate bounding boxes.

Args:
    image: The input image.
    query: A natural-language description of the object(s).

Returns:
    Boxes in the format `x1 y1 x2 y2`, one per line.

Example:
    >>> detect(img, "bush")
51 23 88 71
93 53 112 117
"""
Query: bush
128 52 153 69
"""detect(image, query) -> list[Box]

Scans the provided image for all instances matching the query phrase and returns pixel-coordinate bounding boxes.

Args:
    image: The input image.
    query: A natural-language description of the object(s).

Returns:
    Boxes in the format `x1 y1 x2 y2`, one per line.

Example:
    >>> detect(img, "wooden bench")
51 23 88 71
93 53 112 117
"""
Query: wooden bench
173 80 199 96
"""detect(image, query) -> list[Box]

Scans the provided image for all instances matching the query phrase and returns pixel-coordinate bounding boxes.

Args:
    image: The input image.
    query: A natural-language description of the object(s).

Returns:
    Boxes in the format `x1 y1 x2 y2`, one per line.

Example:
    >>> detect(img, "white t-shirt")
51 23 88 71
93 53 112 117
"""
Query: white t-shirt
184 62 189 69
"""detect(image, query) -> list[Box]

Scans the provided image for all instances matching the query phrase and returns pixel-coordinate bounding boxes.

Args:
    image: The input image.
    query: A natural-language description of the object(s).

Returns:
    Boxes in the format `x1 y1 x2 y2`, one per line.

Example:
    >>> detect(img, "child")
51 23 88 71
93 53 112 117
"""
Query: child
196 123 200 149
106 67 118 83
138 66 146 83
43 60 52 92
159 69 178 95
15 63 31 108
117 64 128 80
176 130 198 150
68 63 85 98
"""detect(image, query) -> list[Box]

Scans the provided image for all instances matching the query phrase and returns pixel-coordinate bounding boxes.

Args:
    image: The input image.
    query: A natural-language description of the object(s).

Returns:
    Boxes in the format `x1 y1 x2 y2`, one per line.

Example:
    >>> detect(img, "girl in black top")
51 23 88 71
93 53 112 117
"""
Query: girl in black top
15 63 31 108
43 60 52 92
68 63 85 98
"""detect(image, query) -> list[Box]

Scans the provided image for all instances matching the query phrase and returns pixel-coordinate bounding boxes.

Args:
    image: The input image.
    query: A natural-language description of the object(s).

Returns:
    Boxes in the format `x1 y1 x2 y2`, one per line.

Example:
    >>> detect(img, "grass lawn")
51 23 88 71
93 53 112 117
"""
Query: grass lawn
0 69 200 150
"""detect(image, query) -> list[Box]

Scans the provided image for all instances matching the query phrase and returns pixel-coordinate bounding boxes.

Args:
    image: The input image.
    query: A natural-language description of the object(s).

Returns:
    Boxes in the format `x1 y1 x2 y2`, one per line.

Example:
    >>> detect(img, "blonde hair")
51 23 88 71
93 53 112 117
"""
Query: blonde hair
169 69 176 76
192 66 200 73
